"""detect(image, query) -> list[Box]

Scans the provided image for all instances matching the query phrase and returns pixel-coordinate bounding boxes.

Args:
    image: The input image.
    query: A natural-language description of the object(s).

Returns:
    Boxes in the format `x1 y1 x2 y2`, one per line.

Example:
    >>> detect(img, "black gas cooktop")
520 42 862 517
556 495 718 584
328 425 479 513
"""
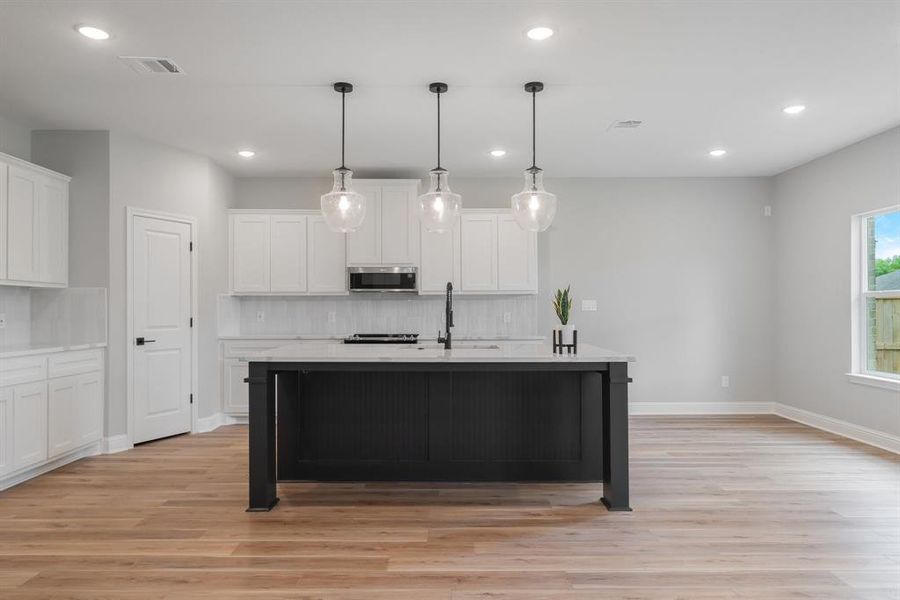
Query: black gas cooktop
342 333 419 344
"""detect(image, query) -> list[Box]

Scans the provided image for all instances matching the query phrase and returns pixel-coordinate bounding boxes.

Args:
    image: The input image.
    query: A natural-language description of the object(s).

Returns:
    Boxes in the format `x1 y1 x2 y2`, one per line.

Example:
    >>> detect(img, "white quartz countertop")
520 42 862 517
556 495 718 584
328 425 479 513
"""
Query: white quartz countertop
0 341 108 360
239 341 634 363
220 335 546 342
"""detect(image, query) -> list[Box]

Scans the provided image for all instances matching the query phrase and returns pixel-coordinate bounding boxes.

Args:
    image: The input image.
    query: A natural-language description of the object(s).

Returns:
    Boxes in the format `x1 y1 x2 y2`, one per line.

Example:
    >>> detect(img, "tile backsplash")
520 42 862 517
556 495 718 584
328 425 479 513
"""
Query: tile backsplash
0 287 31 348
0 287 107 351
219 294 539 339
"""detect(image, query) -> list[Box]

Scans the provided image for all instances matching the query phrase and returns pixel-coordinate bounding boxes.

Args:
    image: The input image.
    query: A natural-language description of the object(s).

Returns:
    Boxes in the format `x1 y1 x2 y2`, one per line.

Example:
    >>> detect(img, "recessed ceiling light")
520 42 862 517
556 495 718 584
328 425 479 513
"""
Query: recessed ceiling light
526 26 554 41
783 104 806 115
708 149 727 157
237 150 256 159
490 149 507 158
76 25 110 40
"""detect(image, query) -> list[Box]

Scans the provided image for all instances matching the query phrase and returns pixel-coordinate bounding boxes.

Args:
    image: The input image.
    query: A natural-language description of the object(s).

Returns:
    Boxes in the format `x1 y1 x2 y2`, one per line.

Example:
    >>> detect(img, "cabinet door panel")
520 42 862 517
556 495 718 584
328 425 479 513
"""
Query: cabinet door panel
498 215 537 292
39 178 68 285
307 216 347 293
76 372 103 446
345 185 381 264
48 376 77 459
7 166 41 282
0 387 11 477
0 163 8 280
270 214 307 292
381 185 418 264
419 227 460 293
230 214 270 292
224 360 249 414
460 214 498 291
13 382 47 470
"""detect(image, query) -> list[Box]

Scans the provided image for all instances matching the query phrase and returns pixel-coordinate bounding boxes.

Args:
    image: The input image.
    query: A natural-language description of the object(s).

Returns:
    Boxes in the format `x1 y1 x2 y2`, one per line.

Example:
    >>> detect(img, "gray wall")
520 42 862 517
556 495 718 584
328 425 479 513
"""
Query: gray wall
107 132 234 434
773 127 900 436
0 112 31 160
31 131 111 288
234 176 776 408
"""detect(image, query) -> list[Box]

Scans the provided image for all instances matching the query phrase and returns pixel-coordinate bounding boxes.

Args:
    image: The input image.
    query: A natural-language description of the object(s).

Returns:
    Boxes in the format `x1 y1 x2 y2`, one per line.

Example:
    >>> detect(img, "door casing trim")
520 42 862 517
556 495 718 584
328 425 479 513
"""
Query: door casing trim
125 207 199 446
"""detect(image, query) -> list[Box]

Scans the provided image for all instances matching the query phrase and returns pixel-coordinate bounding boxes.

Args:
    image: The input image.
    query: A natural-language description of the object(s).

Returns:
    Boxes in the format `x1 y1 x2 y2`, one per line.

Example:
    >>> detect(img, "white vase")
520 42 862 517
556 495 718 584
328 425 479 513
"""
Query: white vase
561 323 575 345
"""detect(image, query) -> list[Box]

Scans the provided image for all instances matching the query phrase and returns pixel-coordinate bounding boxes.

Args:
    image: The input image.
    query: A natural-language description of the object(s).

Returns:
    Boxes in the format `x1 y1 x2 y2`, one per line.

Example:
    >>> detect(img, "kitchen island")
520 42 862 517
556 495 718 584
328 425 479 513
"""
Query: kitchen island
243 342 634 512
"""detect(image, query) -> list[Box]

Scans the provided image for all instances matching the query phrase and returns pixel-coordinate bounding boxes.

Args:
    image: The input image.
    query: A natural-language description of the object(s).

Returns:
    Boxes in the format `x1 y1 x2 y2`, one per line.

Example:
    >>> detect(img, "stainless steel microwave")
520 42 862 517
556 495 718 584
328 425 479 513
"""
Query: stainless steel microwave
348 266 417 293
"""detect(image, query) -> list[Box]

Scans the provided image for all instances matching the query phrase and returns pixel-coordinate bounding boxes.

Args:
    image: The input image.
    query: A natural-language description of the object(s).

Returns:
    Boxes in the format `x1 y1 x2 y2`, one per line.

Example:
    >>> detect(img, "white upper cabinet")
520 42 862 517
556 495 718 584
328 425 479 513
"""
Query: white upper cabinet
269 214 307 293
460 213 499 292
420 224 460 294
346 180 419 265
0 153 69 288
345 183 382 264
307 215 348 293
457 211 537 295
230 213 270 293
497 214 537 292
380 184 419 264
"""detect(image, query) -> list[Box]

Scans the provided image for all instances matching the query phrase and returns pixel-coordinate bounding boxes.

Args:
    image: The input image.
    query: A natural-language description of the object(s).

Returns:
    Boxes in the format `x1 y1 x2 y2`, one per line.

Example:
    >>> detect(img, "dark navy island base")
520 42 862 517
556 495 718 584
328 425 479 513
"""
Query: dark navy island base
246 360 631 512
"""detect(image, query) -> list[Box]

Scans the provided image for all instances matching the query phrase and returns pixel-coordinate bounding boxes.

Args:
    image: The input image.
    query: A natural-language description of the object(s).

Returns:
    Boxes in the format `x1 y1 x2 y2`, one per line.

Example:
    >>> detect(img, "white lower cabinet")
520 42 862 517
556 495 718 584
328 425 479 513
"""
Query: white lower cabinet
1 348 104 489
0 387 11 477
223 360 249 415
13 382 48 470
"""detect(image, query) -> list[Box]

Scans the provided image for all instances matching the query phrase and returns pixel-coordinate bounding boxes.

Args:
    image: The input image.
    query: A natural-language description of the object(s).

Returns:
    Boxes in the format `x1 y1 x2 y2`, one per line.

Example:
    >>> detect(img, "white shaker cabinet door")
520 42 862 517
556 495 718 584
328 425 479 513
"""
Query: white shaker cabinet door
381 185 419 265
39 177 68 285
230 214 271 293
0 387 11 477
307 216 347 293
345 184 382 265
269 214 307 292
223 359 249 415
76 371 103 446
7 166 42 282
497 214 537 293
48 376 78 459
460 214 498 292
0 162 7 280
419 226 460 294
13 381 47 470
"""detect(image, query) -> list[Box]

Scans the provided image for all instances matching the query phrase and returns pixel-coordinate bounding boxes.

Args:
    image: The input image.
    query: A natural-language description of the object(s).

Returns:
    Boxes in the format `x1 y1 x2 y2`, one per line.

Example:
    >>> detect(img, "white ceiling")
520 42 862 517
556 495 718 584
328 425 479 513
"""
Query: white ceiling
0 1 898 178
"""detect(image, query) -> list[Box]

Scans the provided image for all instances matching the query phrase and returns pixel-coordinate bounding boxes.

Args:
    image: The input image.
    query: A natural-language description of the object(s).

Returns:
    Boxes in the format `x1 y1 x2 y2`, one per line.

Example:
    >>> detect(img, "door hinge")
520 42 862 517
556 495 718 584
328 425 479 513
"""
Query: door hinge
190 317 193 327
189 241 193 251
190 393 193 404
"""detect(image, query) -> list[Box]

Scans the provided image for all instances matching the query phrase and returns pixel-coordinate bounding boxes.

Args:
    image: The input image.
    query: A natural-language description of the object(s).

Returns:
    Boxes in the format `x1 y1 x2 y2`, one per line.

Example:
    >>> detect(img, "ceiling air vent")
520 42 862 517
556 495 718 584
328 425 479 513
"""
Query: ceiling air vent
119 56 184 74
608 119 643 130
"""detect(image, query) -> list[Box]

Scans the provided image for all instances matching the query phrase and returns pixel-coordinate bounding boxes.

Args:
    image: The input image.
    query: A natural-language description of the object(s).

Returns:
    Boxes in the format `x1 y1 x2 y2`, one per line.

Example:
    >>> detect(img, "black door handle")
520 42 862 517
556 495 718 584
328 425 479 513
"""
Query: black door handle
135 337 157 346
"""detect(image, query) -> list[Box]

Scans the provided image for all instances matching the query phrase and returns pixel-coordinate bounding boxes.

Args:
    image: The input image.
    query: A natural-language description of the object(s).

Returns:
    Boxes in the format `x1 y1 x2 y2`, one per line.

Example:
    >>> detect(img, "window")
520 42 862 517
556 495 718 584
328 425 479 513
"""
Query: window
852 206 900 383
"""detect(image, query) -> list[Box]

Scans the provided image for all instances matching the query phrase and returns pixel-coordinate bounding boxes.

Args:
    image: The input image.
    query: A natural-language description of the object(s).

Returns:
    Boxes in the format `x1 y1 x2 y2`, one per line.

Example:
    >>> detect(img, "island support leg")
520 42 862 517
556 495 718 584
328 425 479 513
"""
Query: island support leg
601 362 632 511
247 363 279 511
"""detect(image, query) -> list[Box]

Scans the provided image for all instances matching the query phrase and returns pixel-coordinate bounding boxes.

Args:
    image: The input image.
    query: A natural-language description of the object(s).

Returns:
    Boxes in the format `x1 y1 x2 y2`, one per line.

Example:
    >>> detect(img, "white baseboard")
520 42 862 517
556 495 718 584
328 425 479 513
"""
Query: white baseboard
102 434 131 454
1 443 101 491
196 412 247 433
773 403 900 454
630 401 774 415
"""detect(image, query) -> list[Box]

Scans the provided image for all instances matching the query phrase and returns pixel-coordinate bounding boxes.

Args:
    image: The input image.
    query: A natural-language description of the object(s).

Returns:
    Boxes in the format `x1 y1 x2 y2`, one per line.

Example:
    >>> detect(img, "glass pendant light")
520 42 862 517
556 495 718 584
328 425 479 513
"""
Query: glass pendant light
511 81 557 232
321 82 366 232
418 82 461 233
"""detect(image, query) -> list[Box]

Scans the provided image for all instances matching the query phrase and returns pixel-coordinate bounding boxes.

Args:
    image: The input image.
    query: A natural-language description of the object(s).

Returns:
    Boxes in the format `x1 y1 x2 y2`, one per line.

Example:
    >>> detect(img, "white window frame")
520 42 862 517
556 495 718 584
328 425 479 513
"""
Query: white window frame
848 205 900 390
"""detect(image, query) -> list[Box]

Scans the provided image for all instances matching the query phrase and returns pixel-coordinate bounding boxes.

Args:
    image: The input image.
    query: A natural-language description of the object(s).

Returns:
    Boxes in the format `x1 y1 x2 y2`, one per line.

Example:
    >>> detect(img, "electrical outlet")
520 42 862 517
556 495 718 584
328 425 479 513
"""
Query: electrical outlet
256 311 265 323
328 311 336 323
503 312 512 324
581 299 597 312
0 313 5 329
763 205 772 217
721 375 730 388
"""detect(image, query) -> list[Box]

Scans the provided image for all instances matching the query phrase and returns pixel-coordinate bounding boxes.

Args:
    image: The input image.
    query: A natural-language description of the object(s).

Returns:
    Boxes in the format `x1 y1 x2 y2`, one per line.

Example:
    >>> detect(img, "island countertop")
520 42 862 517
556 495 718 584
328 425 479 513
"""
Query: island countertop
239 341 635 363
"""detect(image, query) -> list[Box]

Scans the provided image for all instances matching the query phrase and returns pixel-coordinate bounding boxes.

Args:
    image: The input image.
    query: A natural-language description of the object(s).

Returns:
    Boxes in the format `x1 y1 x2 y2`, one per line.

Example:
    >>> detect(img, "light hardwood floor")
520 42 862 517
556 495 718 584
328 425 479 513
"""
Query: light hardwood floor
1 415 898 599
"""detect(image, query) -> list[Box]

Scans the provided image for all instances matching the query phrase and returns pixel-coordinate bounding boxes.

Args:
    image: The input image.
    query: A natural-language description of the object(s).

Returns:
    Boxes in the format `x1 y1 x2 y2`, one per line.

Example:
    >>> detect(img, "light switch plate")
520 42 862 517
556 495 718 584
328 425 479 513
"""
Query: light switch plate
503 312 512 323
581 300 597 312
256 311 265 322
721 375 730 388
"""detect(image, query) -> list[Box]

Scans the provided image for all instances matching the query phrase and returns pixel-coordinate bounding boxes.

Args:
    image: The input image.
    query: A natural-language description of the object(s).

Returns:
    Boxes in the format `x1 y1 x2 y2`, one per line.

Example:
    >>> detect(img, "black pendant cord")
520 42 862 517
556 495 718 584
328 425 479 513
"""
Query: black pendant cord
531 88 536 170
436 90 442 170
340 89 346 170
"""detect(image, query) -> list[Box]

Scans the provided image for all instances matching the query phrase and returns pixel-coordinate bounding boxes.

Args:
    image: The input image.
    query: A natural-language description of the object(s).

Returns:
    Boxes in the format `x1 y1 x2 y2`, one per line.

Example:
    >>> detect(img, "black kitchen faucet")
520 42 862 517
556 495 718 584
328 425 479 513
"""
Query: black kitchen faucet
438 281 453 350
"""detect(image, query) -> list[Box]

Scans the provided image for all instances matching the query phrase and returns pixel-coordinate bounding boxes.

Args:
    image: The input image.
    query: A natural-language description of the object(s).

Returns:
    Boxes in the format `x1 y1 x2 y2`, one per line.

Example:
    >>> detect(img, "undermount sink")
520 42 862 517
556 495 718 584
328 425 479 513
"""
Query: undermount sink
403 344 501 351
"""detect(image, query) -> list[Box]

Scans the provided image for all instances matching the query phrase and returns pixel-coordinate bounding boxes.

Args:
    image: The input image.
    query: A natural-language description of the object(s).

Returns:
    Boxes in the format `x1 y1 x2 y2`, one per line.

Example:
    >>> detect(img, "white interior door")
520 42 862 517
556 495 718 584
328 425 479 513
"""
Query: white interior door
132 215 192 444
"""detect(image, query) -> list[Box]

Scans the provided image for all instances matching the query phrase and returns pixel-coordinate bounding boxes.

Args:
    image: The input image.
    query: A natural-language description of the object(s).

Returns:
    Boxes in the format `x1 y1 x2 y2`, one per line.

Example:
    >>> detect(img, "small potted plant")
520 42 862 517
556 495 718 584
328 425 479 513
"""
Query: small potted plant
553 285 575 344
